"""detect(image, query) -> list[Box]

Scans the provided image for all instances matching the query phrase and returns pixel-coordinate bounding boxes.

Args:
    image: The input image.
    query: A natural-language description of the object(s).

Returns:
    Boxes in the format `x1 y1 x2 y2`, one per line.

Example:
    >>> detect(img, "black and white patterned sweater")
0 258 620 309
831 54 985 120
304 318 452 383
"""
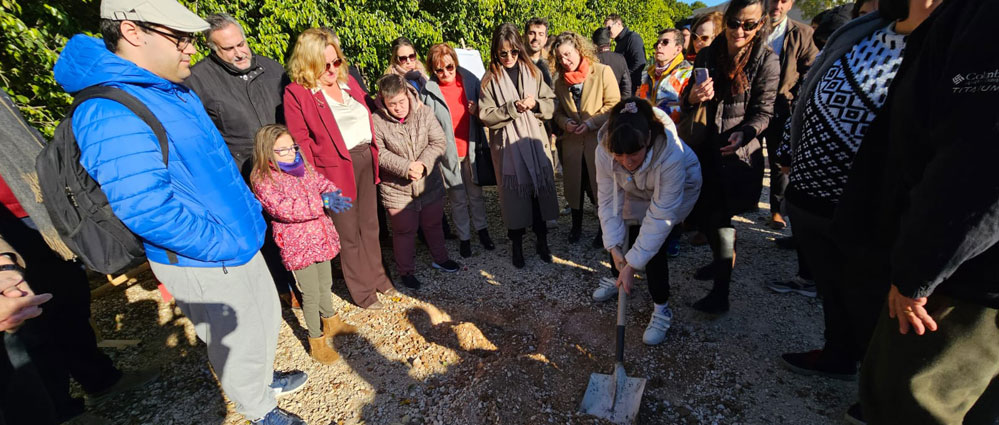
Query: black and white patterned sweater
780 24 907 216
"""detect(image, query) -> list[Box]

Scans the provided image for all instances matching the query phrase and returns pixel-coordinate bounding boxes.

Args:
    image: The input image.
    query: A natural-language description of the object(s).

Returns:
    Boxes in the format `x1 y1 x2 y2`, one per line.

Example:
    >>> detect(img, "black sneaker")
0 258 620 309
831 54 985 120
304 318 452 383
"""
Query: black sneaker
86 368 160 407
691 292 729 314
478 229 495 251
779 349 857 381
844 402 866 425
401 274 421 289
767 276 817 297
432 260 460 273
591 231 603 249
774 236 796 250
459 240 472 258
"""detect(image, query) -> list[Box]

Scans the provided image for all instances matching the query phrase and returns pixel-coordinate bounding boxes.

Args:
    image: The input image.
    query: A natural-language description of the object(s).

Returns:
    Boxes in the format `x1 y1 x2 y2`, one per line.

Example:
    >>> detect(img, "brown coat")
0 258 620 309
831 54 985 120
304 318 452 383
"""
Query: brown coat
553 62 621 209
776 19 819 111
371 91 447 211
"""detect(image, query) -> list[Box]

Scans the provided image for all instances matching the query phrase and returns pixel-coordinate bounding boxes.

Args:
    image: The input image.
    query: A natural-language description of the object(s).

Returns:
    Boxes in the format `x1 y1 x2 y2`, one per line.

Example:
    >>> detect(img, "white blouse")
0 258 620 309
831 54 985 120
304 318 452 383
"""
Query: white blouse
319 82 372 150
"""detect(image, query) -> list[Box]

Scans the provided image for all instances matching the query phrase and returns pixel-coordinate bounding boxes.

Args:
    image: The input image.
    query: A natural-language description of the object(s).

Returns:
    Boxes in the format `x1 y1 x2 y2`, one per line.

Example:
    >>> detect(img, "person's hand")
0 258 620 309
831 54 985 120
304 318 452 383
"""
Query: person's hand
516 95 537 113
321 189 353 213
407 161 426 181
615 264 636 295
688 78 714 104
0 279 52 333
573 121 589 135
721 132 743 156
565 119 580 133
888 284 938 335
468 101 478 115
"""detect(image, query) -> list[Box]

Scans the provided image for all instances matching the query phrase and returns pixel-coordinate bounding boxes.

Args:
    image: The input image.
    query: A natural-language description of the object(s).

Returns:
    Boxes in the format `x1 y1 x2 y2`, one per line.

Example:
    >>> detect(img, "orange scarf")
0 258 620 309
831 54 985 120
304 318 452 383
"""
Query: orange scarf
563 58 590 85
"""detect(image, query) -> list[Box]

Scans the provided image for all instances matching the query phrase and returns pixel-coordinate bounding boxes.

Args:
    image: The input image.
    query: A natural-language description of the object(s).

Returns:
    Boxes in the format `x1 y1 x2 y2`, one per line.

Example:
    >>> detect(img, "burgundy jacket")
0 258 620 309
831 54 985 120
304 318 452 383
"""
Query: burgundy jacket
283 76 380 200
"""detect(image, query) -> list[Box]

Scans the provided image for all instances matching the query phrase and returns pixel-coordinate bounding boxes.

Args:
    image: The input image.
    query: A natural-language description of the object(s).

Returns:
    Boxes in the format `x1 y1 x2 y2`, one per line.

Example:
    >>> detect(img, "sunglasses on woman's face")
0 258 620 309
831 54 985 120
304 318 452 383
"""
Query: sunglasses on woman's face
398 53 417 63
274 145 300 155
434 63 456 74
726 18 762 32
499 49 519 59
325 58 343 71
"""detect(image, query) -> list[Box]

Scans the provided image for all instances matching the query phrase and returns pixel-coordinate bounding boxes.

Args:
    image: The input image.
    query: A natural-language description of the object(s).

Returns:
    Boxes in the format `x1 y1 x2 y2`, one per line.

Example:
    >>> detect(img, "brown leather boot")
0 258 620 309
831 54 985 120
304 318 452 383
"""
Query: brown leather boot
308 337 340 365
321 315 357 339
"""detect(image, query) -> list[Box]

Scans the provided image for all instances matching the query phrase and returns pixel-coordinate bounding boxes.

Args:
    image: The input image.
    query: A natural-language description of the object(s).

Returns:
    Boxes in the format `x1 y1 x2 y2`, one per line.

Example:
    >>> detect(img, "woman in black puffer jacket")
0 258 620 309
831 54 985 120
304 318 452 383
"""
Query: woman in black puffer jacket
681 0 779 313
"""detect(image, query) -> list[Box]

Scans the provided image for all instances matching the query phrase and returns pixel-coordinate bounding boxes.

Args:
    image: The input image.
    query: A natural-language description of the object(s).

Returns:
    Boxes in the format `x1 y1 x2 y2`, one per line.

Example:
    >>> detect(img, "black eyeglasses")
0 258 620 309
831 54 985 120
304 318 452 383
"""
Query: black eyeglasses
655 39 673 48
135 22 195 51
498 49 519 59
273 145 300 155
726 18 762 32
434 63 455 74
325 58 343 71
397 53 417 63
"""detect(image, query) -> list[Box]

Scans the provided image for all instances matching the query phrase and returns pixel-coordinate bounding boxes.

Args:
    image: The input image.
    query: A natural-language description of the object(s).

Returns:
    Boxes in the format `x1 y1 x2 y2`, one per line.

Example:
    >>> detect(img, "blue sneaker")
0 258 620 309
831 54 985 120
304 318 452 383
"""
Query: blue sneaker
253 407 306 425
270 371 308 398
666 238 680 257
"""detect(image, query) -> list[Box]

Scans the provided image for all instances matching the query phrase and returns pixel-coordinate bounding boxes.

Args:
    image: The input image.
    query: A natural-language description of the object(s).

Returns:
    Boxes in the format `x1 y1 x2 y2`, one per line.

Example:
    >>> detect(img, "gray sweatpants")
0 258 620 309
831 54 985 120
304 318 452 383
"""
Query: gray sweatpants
150 252 279 420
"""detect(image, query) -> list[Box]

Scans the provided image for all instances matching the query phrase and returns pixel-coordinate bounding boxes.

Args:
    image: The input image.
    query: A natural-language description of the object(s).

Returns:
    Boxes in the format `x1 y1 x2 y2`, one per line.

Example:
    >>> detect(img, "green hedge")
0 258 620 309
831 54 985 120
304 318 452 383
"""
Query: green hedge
1 0 695 138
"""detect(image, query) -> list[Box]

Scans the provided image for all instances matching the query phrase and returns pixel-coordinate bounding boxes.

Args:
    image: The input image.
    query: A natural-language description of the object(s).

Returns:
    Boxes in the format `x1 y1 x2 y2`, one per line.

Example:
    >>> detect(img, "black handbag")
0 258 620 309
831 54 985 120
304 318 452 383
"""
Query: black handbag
473 135 497 187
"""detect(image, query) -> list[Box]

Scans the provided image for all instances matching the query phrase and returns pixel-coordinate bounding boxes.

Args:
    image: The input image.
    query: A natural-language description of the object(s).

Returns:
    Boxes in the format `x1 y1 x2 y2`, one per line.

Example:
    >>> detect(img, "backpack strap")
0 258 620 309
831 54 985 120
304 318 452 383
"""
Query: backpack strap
69 86 178 264
69 86 170 165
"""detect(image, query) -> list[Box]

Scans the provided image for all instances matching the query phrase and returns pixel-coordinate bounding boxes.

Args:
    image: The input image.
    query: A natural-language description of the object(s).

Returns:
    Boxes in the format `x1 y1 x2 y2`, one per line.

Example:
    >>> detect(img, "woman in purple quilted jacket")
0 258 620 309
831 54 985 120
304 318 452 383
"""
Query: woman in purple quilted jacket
250 124 357 365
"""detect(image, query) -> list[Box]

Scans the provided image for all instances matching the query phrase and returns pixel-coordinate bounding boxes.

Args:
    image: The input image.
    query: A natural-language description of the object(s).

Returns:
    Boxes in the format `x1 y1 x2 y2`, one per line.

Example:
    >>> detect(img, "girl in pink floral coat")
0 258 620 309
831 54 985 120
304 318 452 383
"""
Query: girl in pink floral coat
250 124 357 365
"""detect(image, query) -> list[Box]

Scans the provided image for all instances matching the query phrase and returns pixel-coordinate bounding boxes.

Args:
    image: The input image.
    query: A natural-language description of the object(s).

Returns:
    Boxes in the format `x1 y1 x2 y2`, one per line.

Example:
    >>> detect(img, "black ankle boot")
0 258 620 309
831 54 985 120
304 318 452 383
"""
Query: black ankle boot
693 228 736 314
568 209 582 243
509 230 525 269
478 228 495 250
442 215 457 240
591 228 603 249
459 240 472 258
536 231 552 263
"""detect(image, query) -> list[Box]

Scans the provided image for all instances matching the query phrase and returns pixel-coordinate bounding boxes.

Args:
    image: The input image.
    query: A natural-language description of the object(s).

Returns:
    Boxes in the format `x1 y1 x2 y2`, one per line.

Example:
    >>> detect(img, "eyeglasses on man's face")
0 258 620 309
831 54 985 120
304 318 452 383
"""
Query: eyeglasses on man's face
136 22 195 51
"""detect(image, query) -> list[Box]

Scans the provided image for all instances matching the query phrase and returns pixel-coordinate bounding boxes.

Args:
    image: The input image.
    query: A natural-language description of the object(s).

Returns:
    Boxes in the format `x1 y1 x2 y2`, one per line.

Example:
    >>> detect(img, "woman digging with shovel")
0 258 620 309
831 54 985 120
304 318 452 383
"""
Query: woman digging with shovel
593 99 702 345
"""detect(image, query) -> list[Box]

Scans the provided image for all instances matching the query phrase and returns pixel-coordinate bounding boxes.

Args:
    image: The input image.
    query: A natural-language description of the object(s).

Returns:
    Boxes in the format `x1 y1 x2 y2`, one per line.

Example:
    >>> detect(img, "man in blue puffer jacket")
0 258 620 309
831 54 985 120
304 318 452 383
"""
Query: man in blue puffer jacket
53 1 307 424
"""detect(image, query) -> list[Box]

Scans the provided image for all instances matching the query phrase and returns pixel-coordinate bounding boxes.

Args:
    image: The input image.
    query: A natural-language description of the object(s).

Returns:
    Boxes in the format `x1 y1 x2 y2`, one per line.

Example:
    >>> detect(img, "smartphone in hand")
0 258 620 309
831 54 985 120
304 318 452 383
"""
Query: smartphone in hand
695 67 709 84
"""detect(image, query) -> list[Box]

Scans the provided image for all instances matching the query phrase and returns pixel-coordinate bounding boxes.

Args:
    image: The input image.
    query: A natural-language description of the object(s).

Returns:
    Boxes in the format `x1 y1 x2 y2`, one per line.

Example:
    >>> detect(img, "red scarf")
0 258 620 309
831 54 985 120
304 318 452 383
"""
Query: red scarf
562 58 590 85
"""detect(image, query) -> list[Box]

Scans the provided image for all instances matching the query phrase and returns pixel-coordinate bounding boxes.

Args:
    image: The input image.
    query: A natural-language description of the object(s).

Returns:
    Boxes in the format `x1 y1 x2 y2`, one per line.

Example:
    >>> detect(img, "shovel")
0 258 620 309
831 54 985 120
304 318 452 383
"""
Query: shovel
579 228 646 424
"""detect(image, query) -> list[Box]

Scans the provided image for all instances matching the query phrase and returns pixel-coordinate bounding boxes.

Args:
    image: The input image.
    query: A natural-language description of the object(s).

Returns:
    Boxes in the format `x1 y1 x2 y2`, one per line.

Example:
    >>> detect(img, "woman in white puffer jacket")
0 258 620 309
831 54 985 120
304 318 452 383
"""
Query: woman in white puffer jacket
594 98 702 345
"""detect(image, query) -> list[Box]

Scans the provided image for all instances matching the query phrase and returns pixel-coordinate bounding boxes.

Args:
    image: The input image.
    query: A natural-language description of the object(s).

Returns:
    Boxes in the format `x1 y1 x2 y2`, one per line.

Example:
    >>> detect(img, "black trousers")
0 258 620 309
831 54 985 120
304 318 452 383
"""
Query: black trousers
0 214 121 418
765 108 791 214
787 202 888 363
609 226 670 304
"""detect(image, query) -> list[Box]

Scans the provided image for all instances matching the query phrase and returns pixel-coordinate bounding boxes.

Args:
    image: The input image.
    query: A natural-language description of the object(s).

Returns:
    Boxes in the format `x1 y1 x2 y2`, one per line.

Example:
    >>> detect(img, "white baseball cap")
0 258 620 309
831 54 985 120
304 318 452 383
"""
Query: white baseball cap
101 0 209 33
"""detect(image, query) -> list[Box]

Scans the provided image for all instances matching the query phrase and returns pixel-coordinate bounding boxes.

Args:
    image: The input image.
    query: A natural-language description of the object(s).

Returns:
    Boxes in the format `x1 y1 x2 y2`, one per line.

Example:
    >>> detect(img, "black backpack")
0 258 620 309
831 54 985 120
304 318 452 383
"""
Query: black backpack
35 86 169 275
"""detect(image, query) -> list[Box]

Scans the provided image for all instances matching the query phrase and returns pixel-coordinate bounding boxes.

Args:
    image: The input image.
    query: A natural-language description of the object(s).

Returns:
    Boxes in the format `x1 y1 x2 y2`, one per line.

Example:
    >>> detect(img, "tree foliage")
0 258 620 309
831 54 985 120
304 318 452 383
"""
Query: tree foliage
1 0 696 137
795 0 853 19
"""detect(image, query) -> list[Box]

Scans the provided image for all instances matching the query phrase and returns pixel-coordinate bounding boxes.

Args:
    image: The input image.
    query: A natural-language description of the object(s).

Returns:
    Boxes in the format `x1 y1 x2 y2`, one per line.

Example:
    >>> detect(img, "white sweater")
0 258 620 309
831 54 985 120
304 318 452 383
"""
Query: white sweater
595 108 702 270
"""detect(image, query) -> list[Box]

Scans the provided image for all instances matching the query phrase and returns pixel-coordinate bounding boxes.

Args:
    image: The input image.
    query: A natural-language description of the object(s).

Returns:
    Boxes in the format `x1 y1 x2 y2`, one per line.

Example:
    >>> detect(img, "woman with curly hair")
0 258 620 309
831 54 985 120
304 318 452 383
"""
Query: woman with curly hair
549 31 621 246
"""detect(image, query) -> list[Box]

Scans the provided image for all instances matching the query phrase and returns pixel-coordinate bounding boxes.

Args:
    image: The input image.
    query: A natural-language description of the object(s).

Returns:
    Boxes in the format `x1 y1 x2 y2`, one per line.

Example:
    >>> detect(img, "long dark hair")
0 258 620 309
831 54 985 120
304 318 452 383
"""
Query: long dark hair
603 98 666 155
483 23 539 86
717 0 770 95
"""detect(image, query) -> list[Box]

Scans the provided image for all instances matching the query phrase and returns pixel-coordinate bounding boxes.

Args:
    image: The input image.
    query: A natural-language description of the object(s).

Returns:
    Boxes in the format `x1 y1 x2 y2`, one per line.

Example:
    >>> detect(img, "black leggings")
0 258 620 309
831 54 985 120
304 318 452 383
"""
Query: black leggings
609 225 670 304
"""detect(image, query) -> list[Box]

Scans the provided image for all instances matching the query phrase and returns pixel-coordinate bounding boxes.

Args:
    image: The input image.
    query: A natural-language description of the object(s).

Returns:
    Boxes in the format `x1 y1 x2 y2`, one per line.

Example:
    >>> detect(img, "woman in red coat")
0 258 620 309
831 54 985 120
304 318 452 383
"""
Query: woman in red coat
284 28 395 309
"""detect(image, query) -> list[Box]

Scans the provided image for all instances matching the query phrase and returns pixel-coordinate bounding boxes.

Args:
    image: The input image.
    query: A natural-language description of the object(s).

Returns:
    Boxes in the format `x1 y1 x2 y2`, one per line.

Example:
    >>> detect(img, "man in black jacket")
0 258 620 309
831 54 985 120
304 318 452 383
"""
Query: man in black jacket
764 0 817 230
605 14 645 97
186 13 297 308
833 0 999 422
186 13 289 174
592 27 632 97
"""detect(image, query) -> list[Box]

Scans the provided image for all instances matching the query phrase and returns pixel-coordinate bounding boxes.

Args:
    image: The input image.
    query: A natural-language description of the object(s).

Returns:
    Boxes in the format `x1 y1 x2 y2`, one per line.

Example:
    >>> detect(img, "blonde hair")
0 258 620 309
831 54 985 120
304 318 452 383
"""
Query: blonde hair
250 124 287 186
548 31 600 76
426 43 459 76
287 28 349 89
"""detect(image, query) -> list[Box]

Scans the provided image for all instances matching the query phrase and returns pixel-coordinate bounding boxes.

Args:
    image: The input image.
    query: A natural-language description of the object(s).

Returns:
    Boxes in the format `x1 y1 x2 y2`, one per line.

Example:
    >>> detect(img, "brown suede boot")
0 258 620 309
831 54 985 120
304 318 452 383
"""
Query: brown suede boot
321 315 358 339
308 337 340 365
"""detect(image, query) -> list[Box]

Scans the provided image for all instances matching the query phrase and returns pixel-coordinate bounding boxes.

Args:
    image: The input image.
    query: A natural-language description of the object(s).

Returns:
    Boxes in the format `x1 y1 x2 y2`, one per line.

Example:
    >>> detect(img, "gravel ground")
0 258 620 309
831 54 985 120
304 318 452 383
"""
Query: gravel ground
82 174 857 425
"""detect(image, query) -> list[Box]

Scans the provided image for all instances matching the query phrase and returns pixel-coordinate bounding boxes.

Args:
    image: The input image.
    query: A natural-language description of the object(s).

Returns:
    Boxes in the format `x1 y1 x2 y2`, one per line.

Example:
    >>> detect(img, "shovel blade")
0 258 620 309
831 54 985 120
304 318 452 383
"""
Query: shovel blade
579 371 647 424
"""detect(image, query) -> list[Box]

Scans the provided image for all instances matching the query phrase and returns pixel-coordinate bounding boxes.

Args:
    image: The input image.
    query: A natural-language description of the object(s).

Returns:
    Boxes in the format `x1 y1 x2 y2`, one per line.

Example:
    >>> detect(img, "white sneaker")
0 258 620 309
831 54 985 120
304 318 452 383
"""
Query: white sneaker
592 277 618 302
642 305 672 345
